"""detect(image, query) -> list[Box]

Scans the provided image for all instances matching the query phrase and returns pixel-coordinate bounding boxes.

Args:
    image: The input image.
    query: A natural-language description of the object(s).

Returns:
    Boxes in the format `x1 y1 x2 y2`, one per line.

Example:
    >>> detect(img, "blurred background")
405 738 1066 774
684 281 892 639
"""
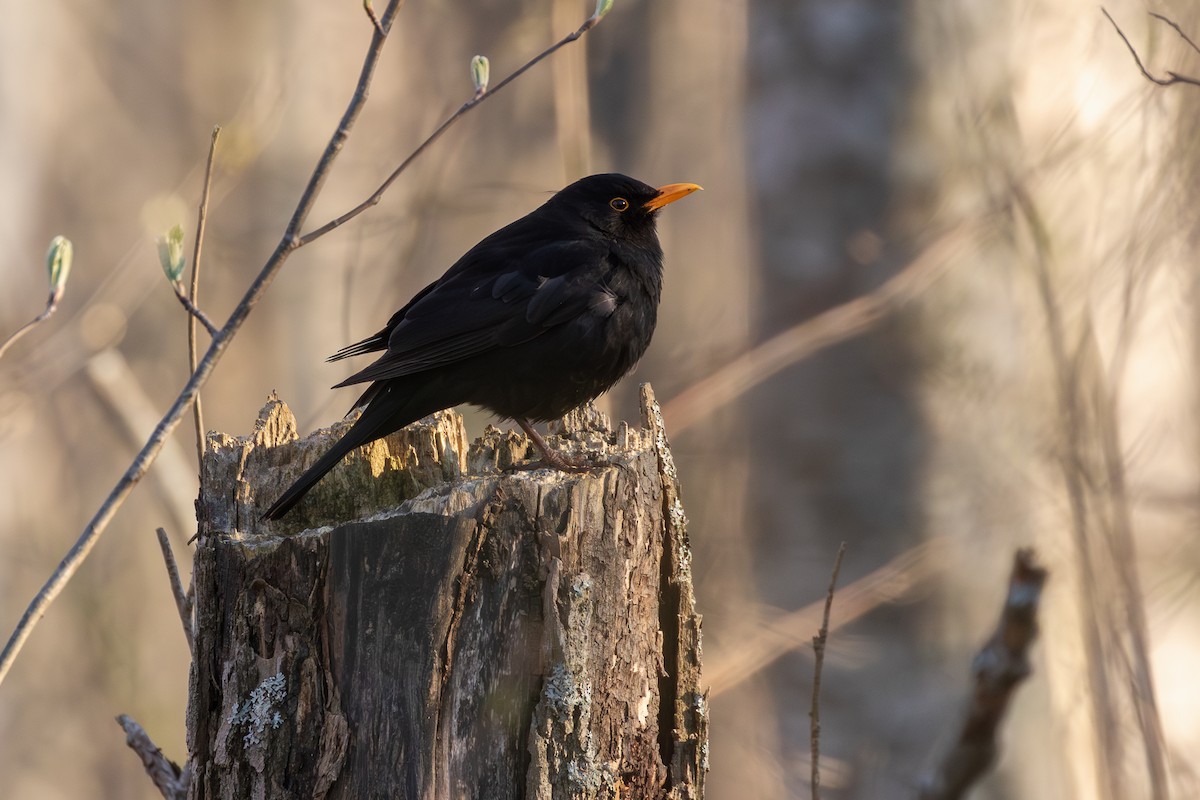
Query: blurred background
2 0 1198 797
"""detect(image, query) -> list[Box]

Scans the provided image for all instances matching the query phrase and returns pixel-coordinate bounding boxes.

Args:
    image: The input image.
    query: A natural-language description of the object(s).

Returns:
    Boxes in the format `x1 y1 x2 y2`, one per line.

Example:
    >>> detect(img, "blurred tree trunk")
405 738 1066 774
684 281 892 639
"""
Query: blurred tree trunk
743 0 929 795
187 391 705 799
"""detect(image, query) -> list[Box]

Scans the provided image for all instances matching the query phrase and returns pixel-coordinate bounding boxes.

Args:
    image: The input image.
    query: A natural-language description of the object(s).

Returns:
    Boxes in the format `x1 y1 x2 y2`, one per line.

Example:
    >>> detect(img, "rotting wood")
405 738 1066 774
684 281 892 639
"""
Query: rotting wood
186 384 705 799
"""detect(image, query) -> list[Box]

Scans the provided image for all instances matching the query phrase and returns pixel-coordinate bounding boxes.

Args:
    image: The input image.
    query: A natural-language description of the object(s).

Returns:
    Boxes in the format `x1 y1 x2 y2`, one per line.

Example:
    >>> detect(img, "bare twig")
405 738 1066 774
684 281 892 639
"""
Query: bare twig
810 542 846 800
1103 8 1200 88
0 0 608 689
6 0 390 687
116 714 189 800
189 125 221 465
363 0 385 37
917 549 1047 800
156 528 194 655
170 282 218 337
1150 12 1200 56
708 539 947 696
0 296 60 362
0 237 72 362
297 6 609 246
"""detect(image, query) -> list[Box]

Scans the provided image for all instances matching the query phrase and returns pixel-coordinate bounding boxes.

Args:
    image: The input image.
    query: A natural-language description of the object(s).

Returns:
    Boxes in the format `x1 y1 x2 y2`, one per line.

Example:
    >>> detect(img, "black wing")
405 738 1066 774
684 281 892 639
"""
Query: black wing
332 236 614 388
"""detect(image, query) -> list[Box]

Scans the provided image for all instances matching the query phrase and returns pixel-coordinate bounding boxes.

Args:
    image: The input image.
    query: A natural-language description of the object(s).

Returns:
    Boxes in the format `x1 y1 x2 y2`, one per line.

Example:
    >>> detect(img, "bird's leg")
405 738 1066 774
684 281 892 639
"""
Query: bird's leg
514 418 591 473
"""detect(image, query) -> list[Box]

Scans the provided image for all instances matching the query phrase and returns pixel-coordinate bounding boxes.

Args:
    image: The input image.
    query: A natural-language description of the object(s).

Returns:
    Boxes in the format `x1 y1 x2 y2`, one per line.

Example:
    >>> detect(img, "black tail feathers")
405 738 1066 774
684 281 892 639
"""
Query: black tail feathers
261 392 397 520
261 422 374 520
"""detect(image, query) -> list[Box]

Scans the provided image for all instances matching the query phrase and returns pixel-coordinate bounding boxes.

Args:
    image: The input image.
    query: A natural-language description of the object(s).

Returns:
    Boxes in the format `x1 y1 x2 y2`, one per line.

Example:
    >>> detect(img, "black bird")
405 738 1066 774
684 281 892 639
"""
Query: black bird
263 173 701 520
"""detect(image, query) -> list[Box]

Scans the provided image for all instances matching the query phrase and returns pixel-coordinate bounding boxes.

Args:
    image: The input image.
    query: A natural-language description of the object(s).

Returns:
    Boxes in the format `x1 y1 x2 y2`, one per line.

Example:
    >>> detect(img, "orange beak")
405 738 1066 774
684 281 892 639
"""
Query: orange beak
643 182 703 211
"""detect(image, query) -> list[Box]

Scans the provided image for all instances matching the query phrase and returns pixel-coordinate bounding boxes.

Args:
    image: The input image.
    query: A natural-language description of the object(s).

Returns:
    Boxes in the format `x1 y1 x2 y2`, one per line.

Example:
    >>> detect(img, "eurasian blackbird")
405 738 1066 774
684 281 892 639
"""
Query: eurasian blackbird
263 173 701 519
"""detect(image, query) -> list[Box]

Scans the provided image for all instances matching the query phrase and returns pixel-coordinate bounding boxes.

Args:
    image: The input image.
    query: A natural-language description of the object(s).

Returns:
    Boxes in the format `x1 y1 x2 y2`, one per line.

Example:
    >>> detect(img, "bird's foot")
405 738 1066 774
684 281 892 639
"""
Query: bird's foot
509 451 594 474
513 417 595 474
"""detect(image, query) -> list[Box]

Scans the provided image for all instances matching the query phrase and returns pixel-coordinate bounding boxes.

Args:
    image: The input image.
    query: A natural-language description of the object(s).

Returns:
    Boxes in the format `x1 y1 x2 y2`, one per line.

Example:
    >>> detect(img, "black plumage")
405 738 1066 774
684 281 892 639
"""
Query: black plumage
263 173 700 519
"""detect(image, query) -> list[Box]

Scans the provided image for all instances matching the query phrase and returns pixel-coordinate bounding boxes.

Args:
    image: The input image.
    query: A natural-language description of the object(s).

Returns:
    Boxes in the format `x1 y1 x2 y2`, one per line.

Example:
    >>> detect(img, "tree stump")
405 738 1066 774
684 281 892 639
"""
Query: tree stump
187 385 705 799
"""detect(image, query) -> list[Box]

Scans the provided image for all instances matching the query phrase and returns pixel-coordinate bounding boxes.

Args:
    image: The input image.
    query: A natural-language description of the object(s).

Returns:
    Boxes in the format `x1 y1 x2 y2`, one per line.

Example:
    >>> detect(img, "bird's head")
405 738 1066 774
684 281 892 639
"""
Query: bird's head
549 173 702 241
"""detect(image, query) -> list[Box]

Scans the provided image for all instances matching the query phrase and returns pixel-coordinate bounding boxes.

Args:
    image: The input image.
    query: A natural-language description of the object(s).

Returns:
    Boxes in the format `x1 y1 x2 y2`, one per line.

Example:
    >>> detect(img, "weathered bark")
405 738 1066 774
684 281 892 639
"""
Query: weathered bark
187 385 705 800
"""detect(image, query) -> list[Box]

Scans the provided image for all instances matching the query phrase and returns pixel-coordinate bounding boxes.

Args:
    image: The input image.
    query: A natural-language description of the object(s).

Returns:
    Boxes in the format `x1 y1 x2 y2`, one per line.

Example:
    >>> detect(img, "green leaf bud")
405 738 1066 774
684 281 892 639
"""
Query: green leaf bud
157 224 186 284
46 236 73 304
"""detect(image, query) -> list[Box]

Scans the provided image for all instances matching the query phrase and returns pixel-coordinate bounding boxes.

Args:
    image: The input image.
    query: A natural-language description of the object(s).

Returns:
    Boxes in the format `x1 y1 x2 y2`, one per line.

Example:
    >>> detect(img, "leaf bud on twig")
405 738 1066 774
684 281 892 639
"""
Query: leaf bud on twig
45 235 73 306
157 224 186 284
471 55 490 96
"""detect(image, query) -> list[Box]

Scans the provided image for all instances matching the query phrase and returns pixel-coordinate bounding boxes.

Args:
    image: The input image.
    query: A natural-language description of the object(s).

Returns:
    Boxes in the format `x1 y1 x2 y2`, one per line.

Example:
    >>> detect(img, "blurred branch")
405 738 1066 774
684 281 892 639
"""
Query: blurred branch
0 237 73 363
0 0 607 689
1016 182 1128 799
708 539 947 696
916 549 1047 800
116 714 189 800
662 223 977 435
189 125 221 466
84 350 197 537
1083 318 1172 797
1103 8 1200 88
156 528 194 656
552 0 593 181
1014 180 1169 799
810 542 846 800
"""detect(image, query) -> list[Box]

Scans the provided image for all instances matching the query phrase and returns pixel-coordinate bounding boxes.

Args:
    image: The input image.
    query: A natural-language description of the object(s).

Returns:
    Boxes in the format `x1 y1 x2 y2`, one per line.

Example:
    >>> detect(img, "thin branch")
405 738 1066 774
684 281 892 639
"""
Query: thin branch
916 549 1048 800
707 539 948 697
171 282 218 337
298 8 607 246
0 292 61 362
363 0 385 37
0 0 607 689
156 528 194 655
810 542 846 800
189 125 221 466
1103 8 1200 88
116 714 189 800
1150 12 1200 56
0 0 410 688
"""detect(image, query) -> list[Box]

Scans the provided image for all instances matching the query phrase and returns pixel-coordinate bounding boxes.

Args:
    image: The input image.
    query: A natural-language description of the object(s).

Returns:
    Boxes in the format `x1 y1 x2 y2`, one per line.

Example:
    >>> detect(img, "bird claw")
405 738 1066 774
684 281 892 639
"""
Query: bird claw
507 452 594 474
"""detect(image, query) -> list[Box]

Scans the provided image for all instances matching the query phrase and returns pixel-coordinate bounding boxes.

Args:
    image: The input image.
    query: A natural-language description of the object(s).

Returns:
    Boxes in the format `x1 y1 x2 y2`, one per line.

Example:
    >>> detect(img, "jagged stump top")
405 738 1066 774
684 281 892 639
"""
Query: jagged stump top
199 386 670 537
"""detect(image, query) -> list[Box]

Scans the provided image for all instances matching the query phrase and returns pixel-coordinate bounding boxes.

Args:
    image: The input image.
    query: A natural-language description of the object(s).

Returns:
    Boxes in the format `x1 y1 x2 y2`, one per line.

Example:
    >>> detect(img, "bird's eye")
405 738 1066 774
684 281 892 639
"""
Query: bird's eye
609 197 629 212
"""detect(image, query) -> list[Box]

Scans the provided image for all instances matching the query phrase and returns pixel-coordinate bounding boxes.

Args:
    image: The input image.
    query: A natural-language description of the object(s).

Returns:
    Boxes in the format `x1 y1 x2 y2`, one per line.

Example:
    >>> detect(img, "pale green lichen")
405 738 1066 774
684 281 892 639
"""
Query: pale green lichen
229 671 286 748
